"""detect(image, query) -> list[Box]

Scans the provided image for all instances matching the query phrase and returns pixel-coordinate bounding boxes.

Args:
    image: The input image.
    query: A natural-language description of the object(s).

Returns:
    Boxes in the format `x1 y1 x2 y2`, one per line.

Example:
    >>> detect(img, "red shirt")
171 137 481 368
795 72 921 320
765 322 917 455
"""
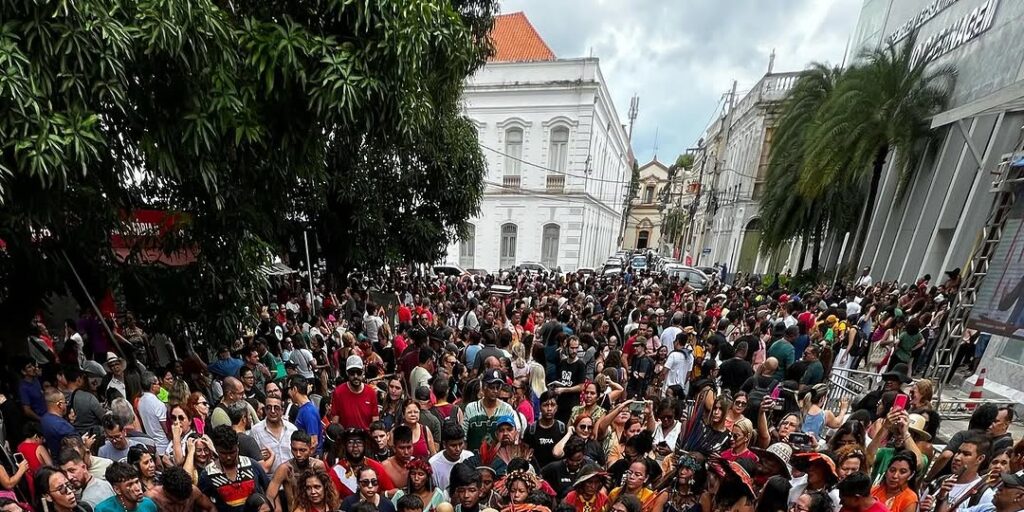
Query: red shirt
330 383 379 430
840 498 890 512
398 305 412 325
331 458 394 499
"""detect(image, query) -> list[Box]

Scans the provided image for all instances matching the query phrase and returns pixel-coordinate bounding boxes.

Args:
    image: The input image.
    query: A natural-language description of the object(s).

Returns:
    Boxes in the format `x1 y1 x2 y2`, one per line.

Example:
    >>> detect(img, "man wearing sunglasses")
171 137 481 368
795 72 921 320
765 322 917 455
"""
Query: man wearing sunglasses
329 356 379 430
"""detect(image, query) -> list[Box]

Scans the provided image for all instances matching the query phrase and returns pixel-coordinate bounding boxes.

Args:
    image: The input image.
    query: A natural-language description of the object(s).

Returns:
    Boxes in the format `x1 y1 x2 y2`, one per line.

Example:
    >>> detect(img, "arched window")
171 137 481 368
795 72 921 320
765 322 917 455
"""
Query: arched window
637 230 650 249
504 128 523 176
541 224 560 268
500 223 518 269
548 127 569 172
460 224 475 268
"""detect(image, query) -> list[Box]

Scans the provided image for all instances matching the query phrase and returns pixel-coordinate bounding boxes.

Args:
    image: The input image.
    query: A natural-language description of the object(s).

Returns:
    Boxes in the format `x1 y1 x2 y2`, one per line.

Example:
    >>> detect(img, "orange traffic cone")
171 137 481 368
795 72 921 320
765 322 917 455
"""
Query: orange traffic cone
966 368 986 411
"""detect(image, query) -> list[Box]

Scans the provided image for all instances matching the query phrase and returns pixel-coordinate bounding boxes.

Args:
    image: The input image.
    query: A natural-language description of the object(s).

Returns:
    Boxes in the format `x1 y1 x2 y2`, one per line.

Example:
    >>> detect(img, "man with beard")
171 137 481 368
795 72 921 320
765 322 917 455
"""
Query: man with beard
145 466 215 512
59 447 114 508
251 396 298 473
478 415 532 476
330 356 379 430
199 425 269 512
553 336 586 424
381 425 415 490
267 430 341 512
94 462 158 512
462 369 515 453
330 428 394 499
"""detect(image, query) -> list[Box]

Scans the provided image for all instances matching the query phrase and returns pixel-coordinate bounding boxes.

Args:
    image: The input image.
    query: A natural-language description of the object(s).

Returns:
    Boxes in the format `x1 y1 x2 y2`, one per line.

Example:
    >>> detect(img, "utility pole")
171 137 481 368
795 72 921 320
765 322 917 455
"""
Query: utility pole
683 141 707 263
627 94 639 142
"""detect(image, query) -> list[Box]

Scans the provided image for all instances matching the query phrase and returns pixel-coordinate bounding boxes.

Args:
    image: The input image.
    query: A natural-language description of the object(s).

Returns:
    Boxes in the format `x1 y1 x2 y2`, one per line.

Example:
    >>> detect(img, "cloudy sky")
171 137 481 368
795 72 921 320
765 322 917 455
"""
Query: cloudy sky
499 0 864 164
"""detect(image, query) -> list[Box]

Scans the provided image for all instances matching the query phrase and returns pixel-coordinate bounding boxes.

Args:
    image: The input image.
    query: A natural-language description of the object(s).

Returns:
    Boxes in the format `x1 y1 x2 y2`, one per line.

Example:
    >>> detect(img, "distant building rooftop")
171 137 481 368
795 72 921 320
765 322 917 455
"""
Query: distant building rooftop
489 12 556 63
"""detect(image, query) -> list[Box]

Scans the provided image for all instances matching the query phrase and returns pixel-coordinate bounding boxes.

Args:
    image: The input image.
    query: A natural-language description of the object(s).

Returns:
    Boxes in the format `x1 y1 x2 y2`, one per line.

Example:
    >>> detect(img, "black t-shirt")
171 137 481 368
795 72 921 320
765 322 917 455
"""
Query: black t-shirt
786 360 809 382
719 358 754 395
555 358 586 423
541 460 587 501
626 355 654 399
522 420 567 469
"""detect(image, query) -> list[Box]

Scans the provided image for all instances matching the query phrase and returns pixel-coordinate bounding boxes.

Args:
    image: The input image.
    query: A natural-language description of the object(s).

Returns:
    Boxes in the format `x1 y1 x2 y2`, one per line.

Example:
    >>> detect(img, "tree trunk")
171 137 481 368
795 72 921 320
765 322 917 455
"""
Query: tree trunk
798 235 809 272
848 145 890 272
811 218 824 274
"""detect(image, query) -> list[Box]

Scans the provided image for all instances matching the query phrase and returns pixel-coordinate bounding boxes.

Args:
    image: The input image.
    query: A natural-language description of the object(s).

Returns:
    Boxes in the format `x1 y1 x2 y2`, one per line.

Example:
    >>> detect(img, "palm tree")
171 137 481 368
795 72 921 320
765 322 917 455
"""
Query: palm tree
760 64 858 272
799 34 956 270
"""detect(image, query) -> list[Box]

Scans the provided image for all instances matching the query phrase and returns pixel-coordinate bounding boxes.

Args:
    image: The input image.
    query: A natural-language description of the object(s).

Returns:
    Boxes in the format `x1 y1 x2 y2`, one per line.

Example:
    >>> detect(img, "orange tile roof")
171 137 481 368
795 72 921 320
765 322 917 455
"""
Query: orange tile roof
489 12 556 63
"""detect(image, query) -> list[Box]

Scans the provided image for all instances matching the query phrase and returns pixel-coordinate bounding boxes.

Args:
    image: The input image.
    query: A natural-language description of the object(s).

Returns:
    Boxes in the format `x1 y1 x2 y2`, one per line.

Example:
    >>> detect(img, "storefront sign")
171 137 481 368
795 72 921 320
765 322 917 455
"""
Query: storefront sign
888 0 961 46
910 0 999 65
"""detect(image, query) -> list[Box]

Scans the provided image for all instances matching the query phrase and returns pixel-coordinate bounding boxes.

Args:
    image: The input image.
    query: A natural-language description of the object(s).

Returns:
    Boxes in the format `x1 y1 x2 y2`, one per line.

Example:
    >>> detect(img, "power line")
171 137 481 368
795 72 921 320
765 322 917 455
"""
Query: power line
479 144 632 185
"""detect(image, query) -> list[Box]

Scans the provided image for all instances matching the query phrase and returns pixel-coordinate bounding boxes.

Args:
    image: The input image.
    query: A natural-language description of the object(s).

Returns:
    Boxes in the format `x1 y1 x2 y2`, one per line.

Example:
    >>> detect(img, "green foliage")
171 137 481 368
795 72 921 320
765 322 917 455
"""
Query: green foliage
675 153 695 171
662 207 688 248
0 0 496 344
759 64 861 268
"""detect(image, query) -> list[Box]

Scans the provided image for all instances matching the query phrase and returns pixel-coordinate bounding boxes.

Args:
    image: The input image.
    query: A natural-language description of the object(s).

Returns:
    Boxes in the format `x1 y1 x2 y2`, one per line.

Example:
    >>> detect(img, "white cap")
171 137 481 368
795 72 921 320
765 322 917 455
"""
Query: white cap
346 355 364 372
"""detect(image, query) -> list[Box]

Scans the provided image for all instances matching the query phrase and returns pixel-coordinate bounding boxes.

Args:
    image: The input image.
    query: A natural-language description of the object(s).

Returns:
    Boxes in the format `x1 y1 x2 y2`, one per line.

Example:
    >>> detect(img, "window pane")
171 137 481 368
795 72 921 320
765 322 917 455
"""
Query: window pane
505 128 523 176
500 224 517 268
541 224 559 268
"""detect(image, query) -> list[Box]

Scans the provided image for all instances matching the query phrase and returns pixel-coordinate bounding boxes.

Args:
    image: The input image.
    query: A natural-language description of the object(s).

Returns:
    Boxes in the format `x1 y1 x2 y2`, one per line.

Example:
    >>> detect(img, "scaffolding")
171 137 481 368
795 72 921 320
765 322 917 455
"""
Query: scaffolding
928 139 1024 404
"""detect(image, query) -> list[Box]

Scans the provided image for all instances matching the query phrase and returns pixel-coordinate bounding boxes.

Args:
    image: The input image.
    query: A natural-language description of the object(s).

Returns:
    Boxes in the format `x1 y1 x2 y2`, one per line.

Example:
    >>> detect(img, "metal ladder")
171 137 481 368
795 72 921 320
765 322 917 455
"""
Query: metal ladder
929 141 1024 403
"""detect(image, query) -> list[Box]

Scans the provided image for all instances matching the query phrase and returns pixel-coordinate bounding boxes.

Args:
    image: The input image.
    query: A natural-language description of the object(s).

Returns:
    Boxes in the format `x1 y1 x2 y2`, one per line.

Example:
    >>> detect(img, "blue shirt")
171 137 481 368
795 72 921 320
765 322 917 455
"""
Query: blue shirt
465 344 482 366
294 401 322 452
208 357 244 379
40 412 78 461
94 495 158 512
19 378 45 417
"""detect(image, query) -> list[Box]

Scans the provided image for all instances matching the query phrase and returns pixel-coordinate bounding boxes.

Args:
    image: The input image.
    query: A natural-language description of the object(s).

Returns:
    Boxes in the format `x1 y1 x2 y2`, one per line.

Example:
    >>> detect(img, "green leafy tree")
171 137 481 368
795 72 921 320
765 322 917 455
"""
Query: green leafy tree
799 35 955 268
759 64 861 272
0 0 495 346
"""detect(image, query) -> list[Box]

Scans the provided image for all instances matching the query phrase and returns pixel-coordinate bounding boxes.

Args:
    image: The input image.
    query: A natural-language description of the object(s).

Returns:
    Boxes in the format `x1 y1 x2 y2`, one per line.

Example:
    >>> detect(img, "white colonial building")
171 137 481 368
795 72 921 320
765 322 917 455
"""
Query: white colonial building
445 12 633 272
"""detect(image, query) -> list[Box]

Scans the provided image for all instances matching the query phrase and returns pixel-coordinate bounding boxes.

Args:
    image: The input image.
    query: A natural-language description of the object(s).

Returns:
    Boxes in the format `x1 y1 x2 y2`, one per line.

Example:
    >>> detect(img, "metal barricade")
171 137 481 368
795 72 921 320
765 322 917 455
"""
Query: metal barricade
825 367 879 411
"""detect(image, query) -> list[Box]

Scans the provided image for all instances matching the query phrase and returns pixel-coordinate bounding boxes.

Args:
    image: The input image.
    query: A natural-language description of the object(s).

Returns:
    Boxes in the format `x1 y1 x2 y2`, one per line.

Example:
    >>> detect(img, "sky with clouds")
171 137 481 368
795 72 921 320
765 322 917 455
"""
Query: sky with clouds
498 0 864 164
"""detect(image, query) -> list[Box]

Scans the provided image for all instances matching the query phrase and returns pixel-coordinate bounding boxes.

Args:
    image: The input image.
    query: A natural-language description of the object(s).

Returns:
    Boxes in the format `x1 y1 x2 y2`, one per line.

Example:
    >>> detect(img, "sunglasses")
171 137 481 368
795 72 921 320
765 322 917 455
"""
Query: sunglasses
734 401 747 407
198 401 209 406
359 479 379 486
577 424 593 431
173 415 189 421
347 368 364 375
266 405 282 411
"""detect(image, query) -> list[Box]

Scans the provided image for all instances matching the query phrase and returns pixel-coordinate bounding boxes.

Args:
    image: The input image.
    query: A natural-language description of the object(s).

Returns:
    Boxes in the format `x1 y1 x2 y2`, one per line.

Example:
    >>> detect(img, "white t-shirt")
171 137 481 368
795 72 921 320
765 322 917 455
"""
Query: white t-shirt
660 326 682 352
664 349 693 391
429 449 474 492
653 421 682 457
137 392 169 452
363 315 384 343
949 477 984 512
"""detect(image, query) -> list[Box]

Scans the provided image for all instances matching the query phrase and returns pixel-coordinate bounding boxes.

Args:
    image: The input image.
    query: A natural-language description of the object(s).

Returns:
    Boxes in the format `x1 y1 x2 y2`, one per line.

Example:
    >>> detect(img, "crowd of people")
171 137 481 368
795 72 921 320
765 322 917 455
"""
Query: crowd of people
0 262 1022 512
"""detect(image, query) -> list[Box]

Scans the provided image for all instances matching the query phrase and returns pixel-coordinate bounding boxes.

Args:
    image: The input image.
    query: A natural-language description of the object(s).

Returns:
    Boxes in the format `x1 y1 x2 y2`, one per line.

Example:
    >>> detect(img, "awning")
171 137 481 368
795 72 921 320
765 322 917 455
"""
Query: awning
931 80 1024 128
113 247 197 267
260 262 297 276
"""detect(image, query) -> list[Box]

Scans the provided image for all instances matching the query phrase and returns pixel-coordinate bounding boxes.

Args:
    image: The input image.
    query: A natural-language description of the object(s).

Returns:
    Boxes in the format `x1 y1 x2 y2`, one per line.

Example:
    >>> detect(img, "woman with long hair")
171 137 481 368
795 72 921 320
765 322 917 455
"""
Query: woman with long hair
596 399 640 465
827 421 867 453
552 413 607 465
869 451 918 512
595 372 626 411
166 404 195 466
686 396 733 455
723 392 748 431
800 386 848 439
128 445 159 491
34 466 90 512
391 459 444 511
651 452 709 512
399 399 437 458
184 391 210 436
380 376 407 430
569 380 606 425
183 434 215 485
294 467 341 512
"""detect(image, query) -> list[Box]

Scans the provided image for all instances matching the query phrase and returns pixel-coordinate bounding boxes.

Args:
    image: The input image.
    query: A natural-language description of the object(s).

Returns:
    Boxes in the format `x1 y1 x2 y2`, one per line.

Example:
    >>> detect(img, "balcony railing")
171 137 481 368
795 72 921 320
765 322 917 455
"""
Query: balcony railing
502 175 521 191
546 175 565 193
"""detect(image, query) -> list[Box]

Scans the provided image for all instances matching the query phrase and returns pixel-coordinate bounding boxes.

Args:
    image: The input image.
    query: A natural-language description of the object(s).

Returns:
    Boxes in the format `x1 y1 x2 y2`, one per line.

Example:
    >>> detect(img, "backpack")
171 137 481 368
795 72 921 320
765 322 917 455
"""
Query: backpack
849 328 870 357
746 376 779 414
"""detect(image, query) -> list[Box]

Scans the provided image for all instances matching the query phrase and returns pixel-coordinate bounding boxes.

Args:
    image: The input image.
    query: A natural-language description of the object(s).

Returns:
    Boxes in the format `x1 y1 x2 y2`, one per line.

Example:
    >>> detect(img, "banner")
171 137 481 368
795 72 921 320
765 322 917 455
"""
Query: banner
968 188 1024 339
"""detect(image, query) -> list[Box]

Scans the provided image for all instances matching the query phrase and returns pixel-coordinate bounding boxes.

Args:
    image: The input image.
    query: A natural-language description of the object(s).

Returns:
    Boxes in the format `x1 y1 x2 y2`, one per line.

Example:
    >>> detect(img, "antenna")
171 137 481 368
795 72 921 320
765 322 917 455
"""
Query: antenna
627 94 639 141
652 126 660 160
768 48 776 74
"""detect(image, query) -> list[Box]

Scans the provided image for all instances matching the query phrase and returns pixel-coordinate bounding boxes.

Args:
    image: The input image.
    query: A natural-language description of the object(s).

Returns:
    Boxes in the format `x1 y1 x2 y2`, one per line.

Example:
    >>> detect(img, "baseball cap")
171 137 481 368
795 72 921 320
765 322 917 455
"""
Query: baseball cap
414 385 432 402
1002 470 1024 488
494 415 517 430
345 355 364 372
483 368 505 384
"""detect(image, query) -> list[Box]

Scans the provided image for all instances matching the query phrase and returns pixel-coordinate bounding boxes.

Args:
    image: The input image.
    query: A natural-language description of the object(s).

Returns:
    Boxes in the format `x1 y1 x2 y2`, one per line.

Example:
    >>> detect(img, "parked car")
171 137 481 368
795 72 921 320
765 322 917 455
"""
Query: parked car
516 261 559 275
577 267 595 276
467 268 490 277
601 265 622 276
433 263 469 277
630 254 648 271
666 266 710 290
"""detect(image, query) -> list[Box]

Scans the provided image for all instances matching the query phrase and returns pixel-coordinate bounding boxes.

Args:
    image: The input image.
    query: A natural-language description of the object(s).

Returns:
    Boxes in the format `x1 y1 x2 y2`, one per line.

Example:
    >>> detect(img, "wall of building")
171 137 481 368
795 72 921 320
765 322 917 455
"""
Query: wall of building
622 161 670 252
444 58 631 271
